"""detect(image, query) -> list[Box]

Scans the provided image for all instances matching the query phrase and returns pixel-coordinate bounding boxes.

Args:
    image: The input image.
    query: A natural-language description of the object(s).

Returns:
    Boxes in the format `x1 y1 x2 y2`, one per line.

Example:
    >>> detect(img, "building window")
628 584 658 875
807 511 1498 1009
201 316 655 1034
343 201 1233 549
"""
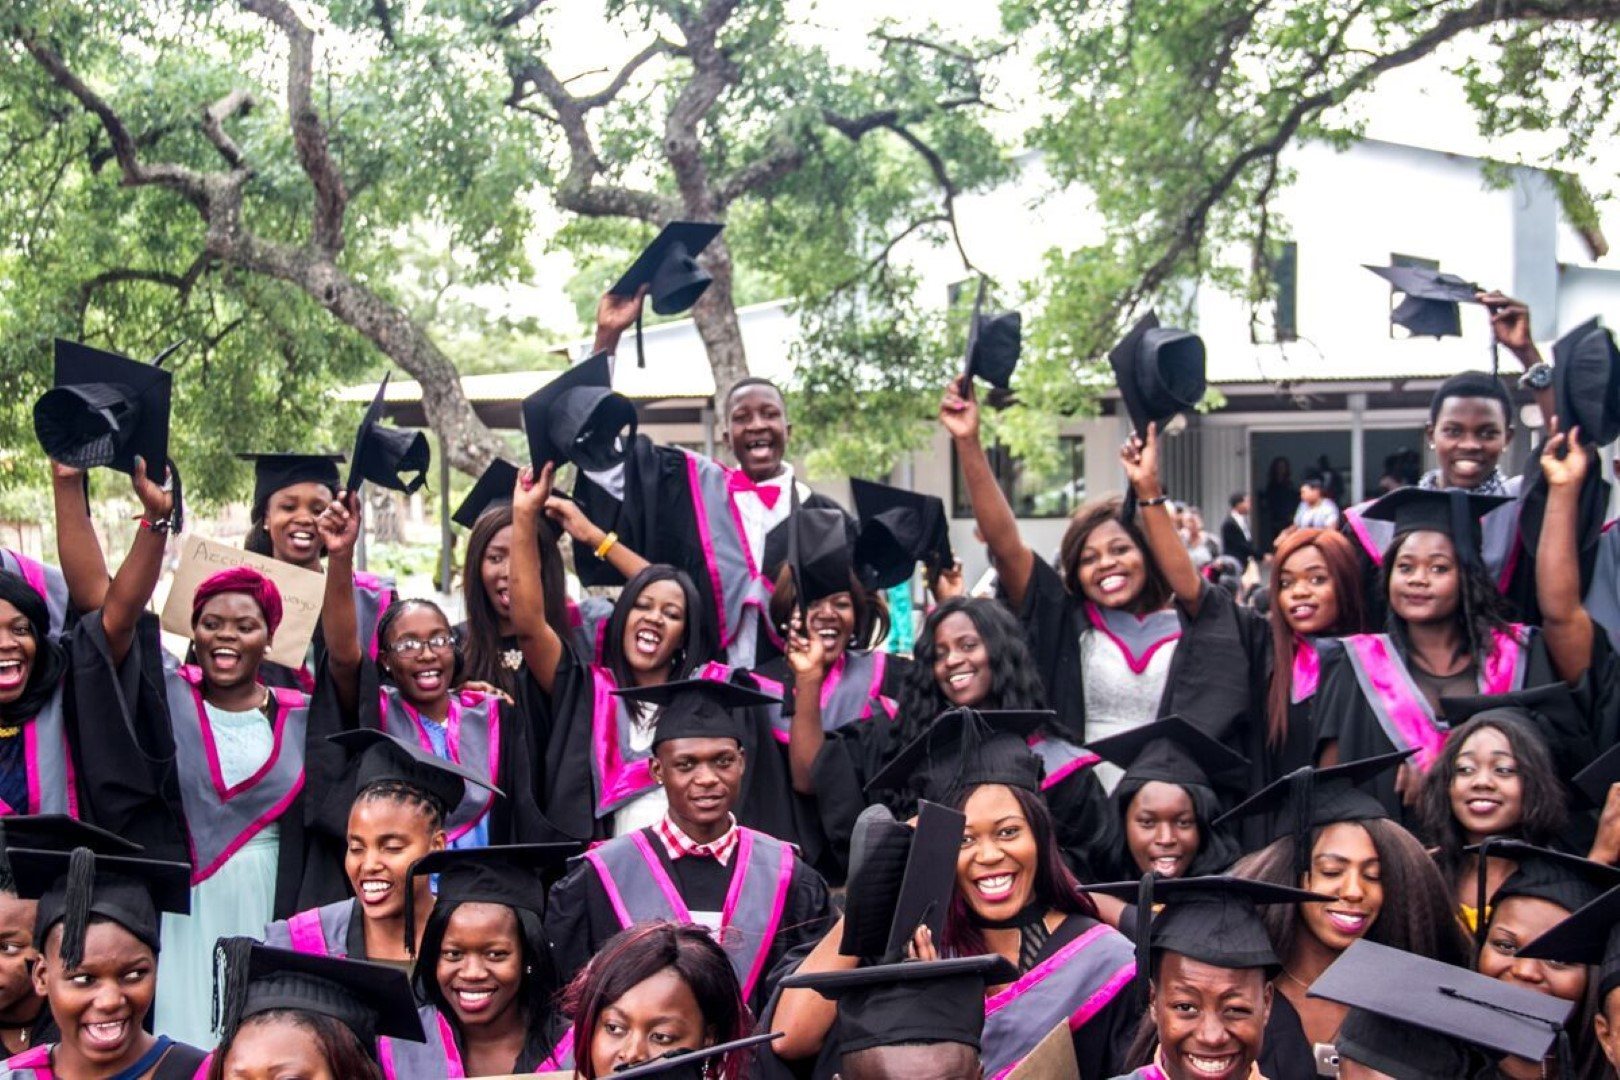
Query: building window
1273 241 1298 342
952 437 1085 520
1387 253 1440 339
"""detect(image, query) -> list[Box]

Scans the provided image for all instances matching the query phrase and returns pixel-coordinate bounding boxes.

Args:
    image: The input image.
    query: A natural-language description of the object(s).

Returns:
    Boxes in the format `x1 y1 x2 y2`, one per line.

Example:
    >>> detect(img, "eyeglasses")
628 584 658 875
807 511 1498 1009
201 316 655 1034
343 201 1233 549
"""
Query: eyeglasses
387 634 455 656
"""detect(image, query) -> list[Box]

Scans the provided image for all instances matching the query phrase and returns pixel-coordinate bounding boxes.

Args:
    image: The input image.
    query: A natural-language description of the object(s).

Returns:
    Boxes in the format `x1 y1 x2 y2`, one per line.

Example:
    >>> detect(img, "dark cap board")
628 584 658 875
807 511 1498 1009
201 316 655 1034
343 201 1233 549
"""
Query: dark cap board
1517 882 1620 1000
839 802 966 963
1107 311 1207 438
789 503 856 607
864 707 1052 802
236 453 344 518
1576 738 1620 808
34 338 174 482
1083 715 1250 794
850 476 953 590
780 955 1017 1056
1552 316 1620 447
214 937 425 1047
329 728 501 818
1440 682 1593 803
0 815 143 857
405 843 583 947
1364 263 1483 339
609 222 724 316
451 458 520 530
1310 938 1572 1067
613 677 780 748
346 372 431 496
1464 839 1620 917
1357 486 1513 568
520 353 638 472
960 279 1022 396
1213 749 1410 837
9 847 191 968
605 1031 782 1080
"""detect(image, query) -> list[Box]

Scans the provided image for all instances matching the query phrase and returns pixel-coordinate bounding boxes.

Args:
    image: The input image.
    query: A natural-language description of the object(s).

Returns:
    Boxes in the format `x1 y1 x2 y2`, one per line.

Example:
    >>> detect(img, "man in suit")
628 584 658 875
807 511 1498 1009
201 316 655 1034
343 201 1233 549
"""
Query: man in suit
1220 491 1256 570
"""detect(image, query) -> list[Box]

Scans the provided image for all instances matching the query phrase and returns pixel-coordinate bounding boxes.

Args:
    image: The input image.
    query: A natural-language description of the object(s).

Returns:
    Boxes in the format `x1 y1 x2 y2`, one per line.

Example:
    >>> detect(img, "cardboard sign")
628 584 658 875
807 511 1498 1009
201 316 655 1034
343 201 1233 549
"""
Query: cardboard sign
160 535 325 668
1004 1020 1078 1079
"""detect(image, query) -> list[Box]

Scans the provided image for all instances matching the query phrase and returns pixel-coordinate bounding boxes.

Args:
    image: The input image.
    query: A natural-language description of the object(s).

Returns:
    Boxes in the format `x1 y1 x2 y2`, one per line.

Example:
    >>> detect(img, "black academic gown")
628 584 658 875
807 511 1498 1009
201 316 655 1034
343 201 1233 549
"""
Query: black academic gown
543 826 833 1016
1235 610 1326 852
1258 989 1322 1079
1018 560 1261 748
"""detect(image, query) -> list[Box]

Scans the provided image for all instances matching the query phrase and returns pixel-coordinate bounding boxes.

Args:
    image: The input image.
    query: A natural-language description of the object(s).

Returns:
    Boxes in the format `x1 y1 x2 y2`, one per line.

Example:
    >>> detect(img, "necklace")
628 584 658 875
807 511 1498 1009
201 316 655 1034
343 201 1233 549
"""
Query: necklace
0 725 18 740
1281 966 1312 991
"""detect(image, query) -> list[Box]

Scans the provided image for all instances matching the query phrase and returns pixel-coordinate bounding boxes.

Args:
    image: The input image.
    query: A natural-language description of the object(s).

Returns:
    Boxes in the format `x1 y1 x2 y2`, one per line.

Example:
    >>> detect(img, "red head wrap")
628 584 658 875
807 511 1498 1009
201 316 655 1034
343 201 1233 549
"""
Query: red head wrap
190 567 284 637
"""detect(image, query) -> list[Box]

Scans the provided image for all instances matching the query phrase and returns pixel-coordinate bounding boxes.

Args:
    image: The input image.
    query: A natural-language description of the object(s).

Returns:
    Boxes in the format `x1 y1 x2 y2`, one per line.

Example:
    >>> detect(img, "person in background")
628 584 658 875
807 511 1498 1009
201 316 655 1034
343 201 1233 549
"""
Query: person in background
1221 492 1256 571
1183 509 1219 571
1293 477 1340 531
1260 456 1296 554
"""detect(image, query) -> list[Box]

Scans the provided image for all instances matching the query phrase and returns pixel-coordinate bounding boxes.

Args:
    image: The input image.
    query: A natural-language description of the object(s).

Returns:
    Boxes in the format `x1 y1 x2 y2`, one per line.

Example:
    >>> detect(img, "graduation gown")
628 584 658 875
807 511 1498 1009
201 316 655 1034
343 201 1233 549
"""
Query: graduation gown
1018 559 1260 748
543 825 833 1017
1234 614 1326 852
1257 989 1322 1079
0 1040 208 1079
540 647 802 845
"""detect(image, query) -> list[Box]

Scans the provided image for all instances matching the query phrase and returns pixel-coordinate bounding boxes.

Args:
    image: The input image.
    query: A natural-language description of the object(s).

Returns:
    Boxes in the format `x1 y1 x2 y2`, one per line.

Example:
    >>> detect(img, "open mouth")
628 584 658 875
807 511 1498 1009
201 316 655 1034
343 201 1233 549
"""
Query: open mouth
286 529 317 553
358 879 394 906
742 436 776 460
494 587 510 610
1325 909 1370 935
209 648 243 675
1288 603 1317 621
453 988 497 1014
1150 855 1183 876
1182 1051 1241 1077
81 1018 129 1051
1464 798 1502 816
0 660 24 692
690 794 726 812
411 668 444 692
633 627 663 656
973 873 1015 903
814 627 841 647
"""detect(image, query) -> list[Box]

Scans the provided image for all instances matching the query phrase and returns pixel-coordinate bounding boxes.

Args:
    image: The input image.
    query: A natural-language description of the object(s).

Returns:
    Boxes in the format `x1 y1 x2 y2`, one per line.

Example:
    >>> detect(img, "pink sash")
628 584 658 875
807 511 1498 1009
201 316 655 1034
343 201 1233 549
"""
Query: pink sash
1291 637 1320 705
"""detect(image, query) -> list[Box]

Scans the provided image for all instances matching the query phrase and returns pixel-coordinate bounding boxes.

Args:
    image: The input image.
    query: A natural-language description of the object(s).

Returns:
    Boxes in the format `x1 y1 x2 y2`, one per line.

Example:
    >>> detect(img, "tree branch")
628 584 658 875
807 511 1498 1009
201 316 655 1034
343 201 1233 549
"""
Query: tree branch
76 254 212 330
715 136 806 205
200 88 255 169
833 214 950 291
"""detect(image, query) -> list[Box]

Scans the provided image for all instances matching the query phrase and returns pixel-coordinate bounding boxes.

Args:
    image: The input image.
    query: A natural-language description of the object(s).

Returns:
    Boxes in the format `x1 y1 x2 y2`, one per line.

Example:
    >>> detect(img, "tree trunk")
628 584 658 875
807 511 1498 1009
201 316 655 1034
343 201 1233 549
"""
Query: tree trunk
688 234 751 416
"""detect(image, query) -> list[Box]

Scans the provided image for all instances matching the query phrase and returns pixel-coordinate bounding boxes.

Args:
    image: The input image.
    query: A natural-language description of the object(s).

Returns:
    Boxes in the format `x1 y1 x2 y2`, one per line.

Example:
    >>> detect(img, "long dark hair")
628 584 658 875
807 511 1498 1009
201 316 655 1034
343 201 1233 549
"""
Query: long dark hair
557 921 749 1080
1232 817 1470 968
1381 529 1519 666
461 506 569 696
601 566 716 690
414 898 559 1069
207 1010 383 1080
896 598 1046 742
1108 776 1240 881
0 573 66 724
941 784 1099 960
1058 497 1172 613
1419 713 1568 889
766 565 889 650
1267 529 1365 747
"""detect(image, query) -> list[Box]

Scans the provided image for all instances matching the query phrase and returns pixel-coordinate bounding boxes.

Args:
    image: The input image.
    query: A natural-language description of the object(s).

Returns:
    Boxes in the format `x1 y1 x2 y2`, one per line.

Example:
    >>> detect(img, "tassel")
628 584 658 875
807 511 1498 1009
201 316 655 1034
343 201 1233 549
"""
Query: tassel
59 847 96 970
1448 489 1476 570
1475 835 1502 964
0 821 13 895
634 307 646 369
404 861 424 959
1288 767 1315 885
213 936 255 1049
1135 872 1155 1001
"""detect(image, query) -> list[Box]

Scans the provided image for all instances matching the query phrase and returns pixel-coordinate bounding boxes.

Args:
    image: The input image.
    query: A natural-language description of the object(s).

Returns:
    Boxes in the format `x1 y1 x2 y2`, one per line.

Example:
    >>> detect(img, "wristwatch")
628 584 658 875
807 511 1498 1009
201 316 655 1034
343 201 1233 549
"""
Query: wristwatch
1518 362 1553 391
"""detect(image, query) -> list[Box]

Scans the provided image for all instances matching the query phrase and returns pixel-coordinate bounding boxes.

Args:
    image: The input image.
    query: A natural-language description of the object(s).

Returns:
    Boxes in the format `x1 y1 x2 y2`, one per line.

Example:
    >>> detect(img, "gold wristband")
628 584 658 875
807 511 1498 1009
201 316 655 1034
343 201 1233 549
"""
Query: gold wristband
594 531 619 558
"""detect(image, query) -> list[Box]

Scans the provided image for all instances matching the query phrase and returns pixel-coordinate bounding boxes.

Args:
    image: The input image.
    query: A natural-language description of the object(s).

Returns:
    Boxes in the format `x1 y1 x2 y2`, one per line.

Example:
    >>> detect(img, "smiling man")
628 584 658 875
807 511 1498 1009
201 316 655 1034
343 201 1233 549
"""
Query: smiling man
543 679 833 1015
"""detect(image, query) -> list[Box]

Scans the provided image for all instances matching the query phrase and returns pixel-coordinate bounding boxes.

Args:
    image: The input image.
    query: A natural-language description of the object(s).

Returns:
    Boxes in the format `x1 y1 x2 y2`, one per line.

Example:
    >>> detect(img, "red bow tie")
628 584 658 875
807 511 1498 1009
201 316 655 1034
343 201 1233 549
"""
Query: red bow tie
727 471 782 510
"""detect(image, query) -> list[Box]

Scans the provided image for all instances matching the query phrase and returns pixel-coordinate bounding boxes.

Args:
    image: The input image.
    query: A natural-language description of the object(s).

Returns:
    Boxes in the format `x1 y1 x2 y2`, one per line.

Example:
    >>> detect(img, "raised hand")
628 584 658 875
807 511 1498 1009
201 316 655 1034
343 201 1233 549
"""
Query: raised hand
785 613 827 682
931 559 966 600
513 462 554 519
316 491 361 559
595 285 649 340
1540 420 1589 490
130 455 174 522
1120 422 1164 497
1479 291 1538 363
940 375 981 441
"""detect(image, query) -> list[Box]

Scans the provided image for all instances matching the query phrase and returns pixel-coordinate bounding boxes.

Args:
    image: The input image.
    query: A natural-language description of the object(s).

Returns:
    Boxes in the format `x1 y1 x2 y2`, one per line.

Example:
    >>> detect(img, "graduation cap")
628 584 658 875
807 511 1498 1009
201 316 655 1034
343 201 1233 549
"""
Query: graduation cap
1517 882 1620 1001
236 452 344 519
1467 839 1620 925
520 353 638 473
612 677 779 748
780 955 1016 1058
329 728 501 820
1357 485 1513 569
346 373 430 496
1213 751 1411 879
1440 682 1592 798
1311 939 1572 1077
1107 311 1206 439
850 477 953 590
605 1031 782 1080
1083 716 1249 796
864 707 1052 803
213 937 425 1051
0 815 142 857
9 847 190 968
406 843 582 949
960 278 1021 400
787 498 856 610
1575 738 1620 809
608 221 724 369
840 802 965 963
1365 263 1484 340
451 458 519 530
1086 875 1327 998
1552 317 1620 447
34 338 176 482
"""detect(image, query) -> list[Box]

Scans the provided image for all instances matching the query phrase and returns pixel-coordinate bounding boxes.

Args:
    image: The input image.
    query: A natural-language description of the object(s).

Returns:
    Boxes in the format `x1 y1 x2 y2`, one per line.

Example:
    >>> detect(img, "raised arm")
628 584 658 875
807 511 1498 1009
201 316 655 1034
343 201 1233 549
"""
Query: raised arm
511 464 566 695
1121 422 1204 613
99 458 173 666
1481 292 1553 430
545 495 649 581
942 376 1036 608
1535 422 1594 684
315 492 364 715
590 285 649 358
784 617 827 795
50 462 110 614
770 914 857 1060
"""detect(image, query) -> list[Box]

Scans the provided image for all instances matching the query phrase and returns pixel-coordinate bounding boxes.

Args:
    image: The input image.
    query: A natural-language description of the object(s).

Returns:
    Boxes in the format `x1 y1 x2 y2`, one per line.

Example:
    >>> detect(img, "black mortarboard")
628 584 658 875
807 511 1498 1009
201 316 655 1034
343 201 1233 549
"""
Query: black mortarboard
1467 839 1620 919
213 937 425 1051
839 802 964 963
520 353 637 472
34 339 175 482
9 847 190 968
606 1032 782 1080
346 373 430 496
1084 716 1249 794
1575 737 1620 808
789 503 856 607
1552 316 1620 447
236 452 344 518
1213 751 1410 880
1107 311 1206 438
0 816 142 857
406 844 581 948
1311 939 1571 1072
1086 875 1327 995
609 221 724 369
329 728 501 821
1365 263 1483 339
1517 882 1620 999
780 955 1017 1057
850 477 953 590
960 279 1021 398
1358 485 1512 569
451 458 519 530
864 707 1051 802
1441 682 1592 797
612 678 780 747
